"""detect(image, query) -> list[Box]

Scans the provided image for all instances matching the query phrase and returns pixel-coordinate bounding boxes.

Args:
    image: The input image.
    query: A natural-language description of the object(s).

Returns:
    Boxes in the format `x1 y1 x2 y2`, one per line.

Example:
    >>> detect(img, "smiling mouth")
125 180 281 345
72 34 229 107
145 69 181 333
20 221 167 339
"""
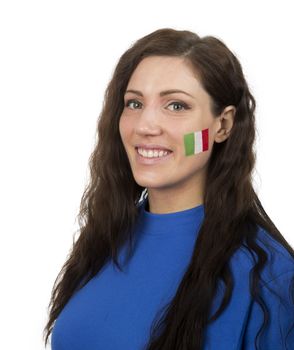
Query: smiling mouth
136 147 173 159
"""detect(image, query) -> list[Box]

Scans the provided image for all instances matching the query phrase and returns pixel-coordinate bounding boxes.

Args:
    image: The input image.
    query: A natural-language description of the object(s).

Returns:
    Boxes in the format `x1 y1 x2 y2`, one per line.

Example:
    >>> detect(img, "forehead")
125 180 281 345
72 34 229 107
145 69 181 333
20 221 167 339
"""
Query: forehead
126 56 203 93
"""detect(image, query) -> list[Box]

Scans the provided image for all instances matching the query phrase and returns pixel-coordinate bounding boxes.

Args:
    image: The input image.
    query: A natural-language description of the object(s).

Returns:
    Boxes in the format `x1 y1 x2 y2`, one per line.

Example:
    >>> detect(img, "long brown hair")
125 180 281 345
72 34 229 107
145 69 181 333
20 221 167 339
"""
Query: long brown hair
43 28 294 349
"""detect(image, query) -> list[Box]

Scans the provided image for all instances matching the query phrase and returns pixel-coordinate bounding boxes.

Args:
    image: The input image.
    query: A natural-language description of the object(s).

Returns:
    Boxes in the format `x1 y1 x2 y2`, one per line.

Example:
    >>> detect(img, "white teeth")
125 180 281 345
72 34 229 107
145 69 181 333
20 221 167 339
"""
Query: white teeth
137 147 170 158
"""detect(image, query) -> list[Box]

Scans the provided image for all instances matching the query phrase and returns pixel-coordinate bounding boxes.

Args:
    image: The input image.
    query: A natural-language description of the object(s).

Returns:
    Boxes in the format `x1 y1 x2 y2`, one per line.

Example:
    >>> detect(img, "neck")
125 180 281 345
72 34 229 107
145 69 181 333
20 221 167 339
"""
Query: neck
146 184 204 214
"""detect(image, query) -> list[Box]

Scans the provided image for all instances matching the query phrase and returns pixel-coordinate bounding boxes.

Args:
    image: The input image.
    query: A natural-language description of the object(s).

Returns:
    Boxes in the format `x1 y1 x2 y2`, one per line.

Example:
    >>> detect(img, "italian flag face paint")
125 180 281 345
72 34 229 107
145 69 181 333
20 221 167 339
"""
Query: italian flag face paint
184 128 209 156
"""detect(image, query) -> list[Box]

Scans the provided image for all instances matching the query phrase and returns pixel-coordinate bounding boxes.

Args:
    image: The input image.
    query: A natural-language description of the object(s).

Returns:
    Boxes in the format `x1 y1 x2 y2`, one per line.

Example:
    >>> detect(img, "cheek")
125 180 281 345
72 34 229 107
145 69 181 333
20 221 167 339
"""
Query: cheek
119 116 130 141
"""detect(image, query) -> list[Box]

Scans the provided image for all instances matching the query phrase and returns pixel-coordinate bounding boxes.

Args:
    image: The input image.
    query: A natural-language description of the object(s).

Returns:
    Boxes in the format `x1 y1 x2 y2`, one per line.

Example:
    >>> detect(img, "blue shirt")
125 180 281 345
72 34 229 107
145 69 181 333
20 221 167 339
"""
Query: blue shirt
51 198 294 349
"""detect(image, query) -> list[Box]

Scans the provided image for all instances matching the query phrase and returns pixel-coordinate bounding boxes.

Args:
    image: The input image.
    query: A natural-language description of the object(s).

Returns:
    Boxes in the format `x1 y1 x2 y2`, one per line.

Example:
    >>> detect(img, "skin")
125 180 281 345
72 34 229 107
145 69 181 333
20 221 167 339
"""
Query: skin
119 56 235 214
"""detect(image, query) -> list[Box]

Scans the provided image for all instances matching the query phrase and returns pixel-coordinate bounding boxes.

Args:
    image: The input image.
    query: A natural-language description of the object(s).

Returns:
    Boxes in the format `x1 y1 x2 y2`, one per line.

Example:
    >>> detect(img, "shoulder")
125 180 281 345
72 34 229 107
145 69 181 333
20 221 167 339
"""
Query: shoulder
229 226 294 290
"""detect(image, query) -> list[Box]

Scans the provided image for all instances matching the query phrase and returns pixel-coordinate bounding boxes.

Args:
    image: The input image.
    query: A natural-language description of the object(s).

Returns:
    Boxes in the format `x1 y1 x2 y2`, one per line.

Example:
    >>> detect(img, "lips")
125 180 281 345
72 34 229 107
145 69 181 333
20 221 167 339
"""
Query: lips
135 144 172 152
137 147 172 157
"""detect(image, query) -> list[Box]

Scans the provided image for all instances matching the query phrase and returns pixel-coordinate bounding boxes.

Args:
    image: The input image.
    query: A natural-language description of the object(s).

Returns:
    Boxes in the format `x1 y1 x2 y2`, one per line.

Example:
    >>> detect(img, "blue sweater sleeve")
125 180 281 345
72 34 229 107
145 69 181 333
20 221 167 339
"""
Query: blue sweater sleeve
202 243 294 350
242 270 294 349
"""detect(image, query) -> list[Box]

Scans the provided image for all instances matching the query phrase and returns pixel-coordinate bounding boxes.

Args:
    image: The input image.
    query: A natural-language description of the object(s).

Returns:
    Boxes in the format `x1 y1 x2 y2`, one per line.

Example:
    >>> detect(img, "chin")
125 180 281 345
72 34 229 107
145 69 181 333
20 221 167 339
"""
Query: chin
132 176 173 190
132 176 160 188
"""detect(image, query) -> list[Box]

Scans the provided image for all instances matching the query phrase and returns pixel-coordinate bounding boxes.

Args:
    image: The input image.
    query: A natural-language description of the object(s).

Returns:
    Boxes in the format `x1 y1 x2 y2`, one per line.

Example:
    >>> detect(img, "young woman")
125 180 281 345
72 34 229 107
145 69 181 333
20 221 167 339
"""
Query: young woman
44 28 294 350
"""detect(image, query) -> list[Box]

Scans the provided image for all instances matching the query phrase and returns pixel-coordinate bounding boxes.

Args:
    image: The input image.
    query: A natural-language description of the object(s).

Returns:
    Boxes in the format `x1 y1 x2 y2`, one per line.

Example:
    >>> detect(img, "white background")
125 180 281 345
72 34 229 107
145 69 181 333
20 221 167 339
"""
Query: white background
0 1 293 349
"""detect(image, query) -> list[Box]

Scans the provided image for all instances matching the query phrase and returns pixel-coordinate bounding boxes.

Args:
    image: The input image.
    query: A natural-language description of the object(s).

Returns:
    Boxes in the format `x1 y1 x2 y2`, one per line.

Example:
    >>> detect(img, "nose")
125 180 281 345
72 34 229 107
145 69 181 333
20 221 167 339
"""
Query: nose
134 105 162 136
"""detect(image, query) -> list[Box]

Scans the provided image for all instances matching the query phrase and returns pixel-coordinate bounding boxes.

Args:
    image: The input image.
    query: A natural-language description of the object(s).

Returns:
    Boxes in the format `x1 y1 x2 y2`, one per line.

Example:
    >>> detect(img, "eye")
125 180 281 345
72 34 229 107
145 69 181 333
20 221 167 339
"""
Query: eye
124 99 142 109
124 99 190 112
167 101 190 112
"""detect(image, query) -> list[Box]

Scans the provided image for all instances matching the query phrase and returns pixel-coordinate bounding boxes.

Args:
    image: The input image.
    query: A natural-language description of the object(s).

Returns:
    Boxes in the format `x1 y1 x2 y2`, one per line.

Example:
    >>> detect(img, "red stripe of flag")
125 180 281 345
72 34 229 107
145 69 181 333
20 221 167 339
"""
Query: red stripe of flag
202 128 209 151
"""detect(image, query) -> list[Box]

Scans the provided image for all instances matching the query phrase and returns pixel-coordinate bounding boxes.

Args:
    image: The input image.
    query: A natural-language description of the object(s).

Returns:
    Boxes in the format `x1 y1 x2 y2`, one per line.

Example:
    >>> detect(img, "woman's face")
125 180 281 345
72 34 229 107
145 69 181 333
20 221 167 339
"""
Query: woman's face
119 56 225 198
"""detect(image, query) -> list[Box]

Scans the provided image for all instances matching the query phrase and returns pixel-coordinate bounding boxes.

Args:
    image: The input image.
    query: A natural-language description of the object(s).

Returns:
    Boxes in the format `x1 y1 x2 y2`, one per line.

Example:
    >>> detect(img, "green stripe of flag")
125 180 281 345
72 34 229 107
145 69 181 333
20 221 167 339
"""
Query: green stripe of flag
184 132 195 156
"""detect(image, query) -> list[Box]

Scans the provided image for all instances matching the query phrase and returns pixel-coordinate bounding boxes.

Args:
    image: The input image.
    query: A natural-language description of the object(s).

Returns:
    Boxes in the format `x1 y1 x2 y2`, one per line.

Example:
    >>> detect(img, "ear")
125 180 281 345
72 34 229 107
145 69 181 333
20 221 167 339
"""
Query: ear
214 105 236 143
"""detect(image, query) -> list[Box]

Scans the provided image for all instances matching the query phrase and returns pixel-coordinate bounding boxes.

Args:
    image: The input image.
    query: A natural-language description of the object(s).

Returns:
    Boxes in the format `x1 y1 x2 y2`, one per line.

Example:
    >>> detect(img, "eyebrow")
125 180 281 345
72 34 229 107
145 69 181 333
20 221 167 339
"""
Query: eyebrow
124 89 195 99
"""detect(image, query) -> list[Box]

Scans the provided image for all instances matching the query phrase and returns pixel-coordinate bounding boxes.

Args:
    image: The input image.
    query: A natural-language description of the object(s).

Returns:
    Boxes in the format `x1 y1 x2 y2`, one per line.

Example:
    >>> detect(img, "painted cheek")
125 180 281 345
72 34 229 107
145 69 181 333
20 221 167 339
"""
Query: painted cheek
183 128 209 156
